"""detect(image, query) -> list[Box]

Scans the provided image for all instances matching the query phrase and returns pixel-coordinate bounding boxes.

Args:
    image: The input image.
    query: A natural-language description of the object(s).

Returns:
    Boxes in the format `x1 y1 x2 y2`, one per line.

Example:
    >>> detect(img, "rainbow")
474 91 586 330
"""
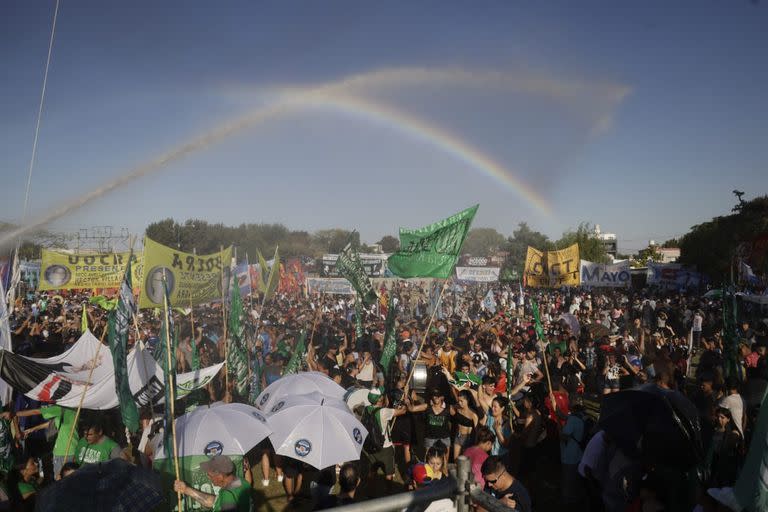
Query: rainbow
2 66 623 248
284 91 553 216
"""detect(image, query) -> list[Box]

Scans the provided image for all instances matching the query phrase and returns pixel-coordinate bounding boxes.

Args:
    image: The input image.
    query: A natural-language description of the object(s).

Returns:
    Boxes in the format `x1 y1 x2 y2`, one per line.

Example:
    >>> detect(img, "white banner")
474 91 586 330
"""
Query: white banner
455 267 500 282
646 263 701 289
23 331 223 410
306 277 356 295
579 260 631 288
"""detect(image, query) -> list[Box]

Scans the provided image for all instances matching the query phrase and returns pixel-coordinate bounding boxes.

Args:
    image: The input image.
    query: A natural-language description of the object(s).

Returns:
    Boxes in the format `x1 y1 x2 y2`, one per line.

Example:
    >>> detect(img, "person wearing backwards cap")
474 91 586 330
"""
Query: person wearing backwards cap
174 455 252 512
363 387 406 484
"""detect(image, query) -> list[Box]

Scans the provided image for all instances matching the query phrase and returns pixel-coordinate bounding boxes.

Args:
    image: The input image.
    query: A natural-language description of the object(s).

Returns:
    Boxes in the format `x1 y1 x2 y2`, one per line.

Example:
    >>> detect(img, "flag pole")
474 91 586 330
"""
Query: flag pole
220 245 229 401
162 270 183 512
62 326 108 463
64 235 136 461
405 278 450 390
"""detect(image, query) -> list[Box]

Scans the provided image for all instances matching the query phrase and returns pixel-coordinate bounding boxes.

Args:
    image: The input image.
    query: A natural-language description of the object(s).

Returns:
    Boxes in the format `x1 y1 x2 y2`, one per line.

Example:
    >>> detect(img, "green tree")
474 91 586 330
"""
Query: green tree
679 195 768 283
462 228 506 256
555 223 609 264
377 235 400 253
504 223 553 277
632 245 663 268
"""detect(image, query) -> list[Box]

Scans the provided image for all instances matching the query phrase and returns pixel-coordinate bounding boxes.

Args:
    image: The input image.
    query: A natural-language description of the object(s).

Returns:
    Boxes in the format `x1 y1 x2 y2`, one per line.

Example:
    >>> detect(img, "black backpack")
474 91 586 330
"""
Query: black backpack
362 406 386 453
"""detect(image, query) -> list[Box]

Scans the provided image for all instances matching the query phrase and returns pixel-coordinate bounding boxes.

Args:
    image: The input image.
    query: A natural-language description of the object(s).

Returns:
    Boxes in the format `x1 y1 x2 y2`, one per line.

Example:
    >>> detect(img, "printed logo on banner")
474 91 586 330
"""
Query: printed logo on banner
43 265 72 288
271 400 285 413
295 439 312 457
204 441 224 457
259 393 270 407
353 428 363 444
251 411 266 423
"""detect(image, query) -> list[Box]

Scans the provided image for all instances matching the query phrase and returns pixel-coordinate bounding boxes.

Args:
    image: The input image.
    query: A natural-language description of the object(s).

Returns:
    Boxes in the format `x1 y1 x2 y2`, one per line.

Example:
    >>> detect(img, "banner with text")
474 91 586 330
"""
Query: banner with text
138 238 233 309
524 244 580 287
580 260 631 288
646 263 701 289
306 277 356 295
455 266 500 282
39 250 143 291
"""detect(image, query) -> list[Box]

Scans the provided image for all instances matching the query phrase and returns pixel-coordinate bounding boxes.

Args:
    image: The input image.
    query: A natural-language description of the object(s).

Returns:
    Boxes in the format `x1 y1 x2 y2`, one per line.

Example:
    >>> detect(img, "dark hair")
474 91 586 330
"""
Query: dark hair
425 446 443 462
475 426 495 445
480 455 505 476
60 462 79 478
338 462 360 493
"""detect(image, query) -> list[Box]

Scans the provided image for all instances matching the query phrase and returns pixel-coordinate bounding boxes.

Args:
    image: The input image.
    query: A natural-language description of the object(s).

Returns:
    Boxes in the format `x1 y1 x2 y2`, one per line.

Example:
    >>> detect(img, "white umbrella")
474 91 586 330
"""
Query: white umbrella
255 371 346 411
267 391 368 469
156 403 272 459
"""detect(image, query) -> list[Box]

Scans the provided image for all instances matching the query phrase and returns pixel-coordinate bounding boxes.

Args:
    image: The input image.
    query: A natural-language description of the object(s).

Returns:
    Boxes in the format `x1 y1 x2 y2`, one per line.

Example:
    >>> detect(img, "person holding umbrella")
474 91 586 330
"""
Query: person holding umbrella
174 455 252 512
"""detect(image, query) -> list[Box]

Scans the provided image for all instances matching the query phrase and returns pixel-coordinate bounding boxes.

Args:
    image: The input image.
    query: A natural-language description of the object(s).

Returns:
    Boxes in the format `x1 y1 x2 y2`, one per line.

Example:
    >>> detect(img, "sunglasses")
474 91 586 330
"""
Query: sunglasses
485 469 505 485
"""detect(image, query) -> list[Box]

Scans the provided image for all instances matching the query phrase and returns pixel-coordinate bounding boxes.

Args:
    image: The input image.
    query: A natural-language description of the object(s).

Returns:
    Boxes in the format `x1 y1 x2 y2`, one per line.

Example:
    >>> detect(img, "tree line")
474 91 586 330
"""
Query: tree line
4 194 766 284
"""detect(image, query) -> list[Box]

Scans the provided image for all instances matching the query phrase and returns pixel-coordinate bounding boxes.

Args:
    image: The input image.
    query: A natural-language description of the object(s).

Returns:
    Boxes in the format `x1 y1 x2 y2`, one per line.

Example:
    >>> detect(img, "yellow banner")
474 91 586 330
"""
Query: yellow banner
548 243 580 287
523 243 580 287
138 237 233 309
523 246 548 288
39 250 143 290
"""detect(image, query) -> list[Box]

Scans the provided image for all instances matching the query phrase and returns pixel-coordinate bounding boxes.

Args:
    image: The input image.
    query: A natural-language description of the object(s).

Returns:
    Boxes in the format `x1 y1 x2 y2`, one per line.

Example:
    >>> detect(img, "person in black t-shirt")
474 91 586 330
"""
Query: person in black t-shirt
480 455 532 512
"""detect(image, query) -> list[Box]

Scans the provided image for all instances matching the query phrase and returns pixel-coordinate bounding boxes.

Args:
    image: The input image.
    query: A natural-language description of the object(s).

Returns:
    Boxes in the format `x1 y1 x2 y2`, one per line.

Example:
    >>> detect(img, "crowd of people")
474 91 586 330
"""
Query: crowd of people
1 278 767 511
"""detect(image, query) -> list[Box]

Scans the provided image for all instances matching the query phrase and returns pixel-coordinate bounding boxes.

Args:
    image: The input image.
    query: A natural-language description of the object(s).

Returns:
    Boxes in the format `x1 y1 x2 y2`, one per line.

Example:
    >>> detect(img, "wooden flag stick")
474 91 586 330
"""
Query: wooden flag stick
220 246 229 401
64 235 136 461
162 270 183 512
62 326 108 463
405 278 450 390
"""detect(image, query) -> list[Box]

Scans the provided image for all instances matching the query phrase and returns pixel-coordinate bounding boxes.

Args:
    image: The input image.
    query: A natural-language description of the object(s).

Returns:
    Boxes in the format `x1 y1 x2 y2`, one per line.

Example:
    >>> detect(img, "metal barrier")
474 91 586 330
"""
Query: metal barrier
324 456 513 512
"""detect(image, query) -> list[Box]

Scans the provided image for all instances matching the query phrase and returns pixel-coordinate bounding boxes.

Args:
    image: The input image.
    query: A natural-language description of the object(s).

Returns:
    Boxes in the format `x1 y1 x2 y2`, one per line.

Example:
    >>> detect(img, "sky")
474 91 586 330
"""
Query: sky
1 0 766 254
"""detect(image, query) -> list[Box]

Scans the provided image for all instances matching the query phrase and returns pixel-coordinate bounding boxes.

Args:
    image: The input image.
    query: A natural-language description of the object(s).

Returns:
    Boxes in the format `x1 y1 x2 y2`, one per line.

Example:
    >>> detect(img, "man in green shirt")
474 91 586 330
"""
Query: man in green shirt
174 455 252 512
17 404 80 479
42 405 78 478
73 422 122 465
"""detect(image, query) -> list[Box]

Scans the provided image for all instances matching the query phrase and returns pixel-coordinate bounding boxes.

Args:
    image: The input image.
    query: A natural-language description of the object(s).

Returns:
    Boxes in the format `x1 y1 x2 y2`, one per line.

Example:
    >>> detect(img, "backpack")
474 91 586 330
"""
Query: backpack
361 406 385 453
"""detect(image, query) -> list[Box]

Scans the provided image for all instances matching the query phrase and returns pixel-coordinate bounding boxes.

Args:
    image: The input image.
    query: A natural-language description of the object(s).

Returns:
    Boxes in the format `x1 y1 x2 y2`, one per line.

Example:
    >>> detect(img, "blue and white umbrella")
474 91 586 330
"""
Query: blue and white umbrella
266 391 368 470
255 371 346 412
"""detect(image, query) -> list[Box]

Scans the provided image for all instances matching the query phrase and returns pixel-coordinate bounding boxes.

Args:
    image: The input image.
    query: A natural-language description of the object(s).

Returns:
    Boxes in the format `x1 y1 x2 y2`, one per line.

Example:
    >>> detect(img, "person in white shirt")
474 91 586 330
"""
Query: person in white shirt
718 377 746 436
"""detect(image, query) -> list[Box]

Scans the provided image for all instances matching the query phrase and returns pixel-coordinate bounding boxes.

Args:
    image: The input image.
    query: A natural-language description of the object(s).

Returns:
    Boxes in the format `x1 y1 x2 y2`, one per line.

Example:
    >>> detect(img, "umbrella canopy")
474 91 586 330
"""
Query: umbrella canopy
558 313 581 337
599 384 703 468
267 391 368 470
36 458 163 512
156 402 271 459
255 371 346 411
703 289 723 299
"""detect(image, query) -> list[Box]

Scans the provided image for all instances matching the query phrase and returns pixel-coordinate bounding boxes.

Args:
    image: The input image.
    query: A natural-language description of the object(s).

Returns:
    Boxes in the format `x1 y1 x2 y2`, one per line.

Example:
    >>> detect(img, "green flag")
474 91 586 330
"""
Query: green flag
530 298 546 343
107 257 140 433
228 272 249 397
379 303 398 376
159 272 177 468
354 298 364 341
337 240 378 307
283 331 307 375
190 331 200 371
90 295 118 311
734 386 768 511
81 304 88 333
387 204 478 278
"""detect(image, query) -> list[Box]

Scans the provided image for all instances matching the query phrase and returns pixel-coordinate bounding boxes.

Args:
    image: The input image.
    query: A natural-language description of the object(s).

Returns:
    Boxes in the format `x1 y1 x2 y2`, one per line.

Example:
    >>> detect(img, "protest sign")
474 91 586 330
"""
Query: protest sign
39 249 142 291
139 237 233 308
580 259 631 288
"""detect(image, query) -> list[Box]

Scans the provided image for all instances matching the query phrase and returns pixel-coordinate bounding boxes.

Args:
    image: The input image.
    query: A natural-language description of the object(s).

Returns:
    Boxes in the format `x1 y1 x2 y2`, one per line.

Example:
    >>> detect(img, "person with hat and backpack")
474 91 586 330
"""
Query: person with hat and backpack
361 388 406 484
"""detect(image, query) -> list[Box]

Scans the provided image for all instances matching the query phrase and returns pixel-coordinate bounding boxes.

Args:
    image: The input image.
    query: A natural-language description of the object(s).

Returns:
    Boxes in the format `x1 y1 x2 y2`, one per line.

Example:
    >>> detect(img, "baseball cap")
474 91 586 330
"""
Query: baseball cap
367 387 386 404
200 455 235 475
